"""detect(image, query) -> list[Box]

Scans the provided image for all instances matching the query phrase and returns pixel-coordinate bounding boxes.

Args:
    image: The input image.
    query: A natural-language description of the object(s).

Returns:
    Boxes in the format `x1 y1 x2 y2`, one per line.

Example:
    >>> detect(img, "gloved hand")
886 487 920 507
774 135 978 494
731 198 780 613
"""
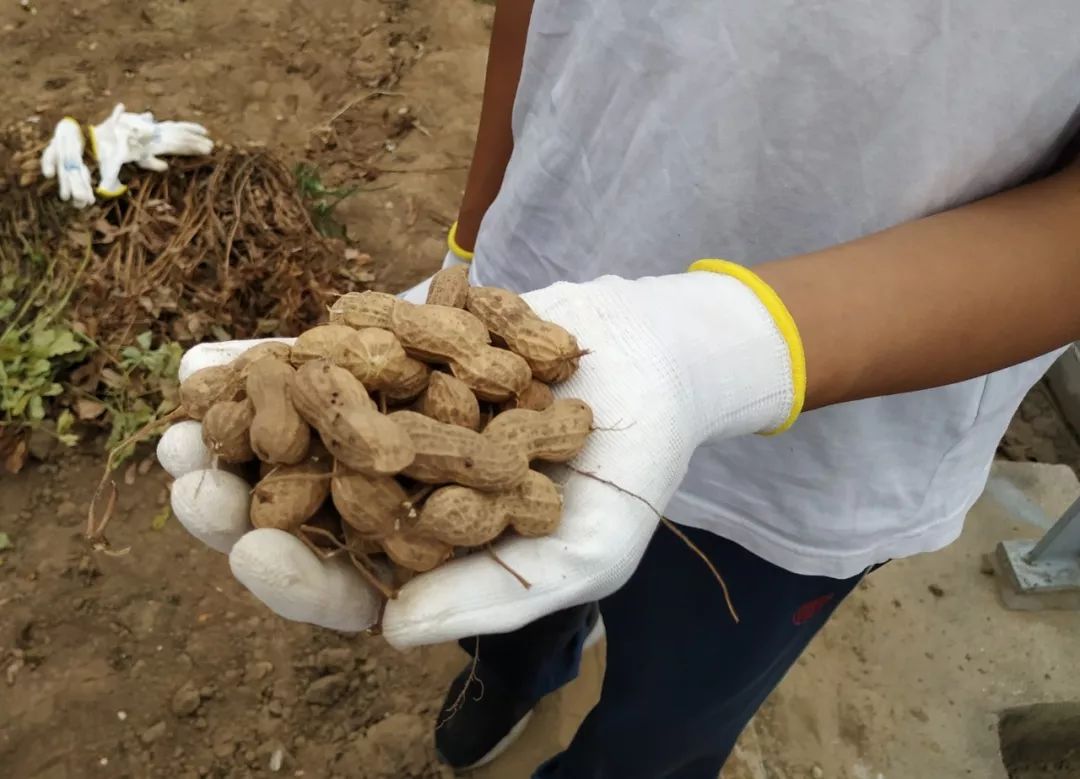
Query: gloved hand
157 262 803 648
399 221 475 303
40 117 95 209
89 103 214 196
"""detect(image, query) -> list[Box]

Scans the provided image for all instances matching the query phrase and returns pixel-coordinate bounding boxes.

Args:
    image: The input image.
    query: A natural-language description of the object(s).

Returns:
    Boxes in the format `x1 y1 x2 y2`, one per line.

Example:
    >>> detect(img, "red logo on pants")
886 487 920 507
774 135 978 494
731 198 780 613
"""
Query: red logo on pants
792 593 835 626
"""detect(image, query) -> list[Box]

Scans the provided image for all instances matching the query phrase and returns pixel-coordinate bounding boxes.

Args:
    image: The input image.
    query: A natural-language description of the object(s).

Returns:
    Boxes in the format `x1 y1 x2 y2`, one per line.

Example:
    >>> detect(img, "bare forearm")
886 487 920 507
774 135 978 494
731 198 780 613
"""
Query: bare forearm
757 165 1080 410
455 0 534 253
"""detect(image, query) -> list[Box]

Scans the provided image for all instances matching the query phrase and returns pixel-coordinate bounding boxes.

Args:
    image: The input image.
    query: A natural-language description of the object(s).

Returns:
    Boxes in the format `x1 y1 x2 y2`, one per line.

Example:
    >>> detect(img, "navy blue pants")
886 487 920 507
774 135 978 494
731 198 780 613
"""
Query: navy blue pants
461 523 873 778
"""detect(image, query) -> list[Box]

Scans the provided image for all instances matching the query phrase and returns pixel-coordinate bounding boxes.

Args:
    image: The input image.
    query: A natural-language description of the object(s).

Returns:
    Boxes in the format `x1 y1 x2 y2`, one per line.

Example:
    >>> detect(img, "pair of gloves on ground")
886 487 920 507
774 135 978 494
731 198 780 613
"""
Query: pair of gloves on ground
40 104 213 208
158 236 804 649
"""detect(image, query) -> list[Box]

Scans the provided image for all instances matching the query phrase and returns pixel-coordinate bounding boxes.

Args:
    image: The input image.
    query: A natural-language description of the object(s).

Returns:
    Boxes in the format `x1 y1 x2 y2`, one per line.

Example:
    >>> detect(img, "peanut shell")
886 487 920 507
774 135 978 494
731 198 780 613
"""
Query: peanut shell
467 287 582 382
415 372 480 430
425 264 470 308
250 458 331 532
246 357 311 465
331 467 411 538
291 360 415 476
328 291 397 330
180 364 242 420
381 532 452 573
483 398 592 462
389 410 528 491
201 399 256 463
290 324 356 366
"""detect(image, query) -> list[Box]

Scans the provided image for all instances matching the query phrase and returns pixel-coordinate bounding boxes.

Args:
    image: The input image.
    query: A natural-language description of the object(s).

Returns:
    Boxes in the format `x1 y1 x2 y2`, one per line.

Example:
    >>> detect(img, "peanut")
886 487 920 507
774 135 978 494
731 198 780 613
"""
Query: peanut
425 264 470 308
415 372 480 430
389 410 528 491
291 360 415 476
290 324 355 366
503 379 555 412
332 327 430 400
250 457 331 532
246 357 311 464
328 290 397 330
180 364 242 420
201 399 256 463
391 301 490 359
331 467 411 538
467 287 582 382
414 470 562 545
391 301 531 402
483 398 592 462
341 520 385 556
234 341 292 373
381 531 452 573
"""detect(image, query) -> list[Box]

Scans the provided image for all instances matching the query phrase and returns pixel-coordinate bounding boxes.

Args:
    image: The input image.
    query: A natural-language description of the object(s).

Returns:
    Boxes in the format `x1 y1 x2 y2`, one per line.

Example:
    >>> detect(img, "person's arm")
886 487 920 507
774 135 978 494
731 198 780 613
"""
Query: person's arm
758 162 1080 410
453 0 534 253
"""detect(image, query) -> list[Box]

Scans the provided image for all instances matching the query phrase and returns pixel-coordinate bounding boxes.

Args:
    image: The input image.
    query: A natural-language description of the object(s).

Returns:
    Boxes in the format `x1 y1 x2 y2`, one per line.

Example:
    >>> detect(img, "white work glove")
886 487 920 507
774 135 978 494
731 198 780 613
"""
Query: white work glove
40 118 95 209
89 103 214 196
157 263 802 648
400 222 474 303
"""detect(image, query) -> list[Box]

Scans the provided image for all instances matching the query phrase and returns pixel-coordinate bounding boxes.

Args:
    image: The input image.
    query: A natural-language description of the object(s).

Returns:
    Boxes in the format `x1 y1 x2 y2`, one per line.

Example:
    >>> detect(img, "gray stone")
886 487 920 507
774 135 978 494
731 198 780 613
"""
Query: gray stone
171 681 202 717
140 721 167 744
304 674 349 705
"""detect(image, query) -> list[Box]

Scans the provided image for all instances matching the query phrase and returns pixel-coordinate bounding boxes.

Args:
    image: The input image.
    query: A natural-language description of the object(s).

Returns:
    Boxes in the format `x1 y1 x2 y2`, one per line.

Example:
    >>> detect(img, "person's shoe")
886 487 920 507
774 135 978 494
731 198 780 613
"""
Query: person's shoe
435 606 603 771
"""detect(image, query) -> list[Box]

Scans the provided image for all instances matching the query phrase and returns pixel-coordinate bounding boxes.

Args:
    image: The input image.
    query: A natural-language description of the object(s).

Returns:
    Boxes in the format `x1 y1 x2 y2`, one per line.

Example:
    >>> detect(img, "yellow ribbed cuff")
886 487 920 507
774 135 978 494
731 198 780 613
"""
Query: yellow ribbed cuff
447 221 474 262
688 259 806 435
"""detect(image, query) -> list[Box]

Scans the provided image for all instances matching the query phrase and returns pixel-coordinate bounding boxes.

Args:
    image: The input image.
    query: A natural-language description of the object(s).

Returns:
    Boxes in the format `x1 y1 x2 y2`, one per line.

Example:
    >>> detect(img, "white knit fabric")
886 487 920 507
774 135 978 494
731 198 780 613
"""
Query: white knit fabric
468 0 1079 577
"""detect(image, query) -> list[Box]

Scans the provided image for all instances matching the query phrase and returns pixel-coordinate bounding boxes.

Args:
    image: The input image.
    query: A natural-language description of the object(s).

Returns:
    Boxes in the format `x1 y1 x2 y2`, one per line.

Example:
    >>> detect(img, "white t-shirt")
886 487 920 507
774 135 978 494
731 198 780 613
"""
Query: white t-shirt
469 0 1080 578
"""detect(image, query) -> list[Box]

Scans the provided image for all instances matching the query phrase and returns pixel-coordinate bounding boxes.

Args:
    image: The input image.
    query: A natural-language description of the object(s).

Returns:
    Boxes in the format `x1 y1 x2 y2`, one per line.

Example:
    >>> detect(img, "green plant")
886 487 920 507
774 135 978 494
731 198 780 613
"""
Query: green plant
295 163 361 239
0 241 91 447
100 331 183 461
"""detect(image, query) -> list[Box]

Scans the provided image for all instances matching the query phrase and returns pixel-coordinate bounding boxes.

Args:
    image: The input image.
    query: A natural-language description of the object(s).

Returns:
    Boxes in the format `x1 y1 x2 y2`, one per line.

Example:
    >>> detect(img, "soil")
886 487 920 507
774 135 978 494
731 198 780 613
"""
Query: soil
2 1 1079 778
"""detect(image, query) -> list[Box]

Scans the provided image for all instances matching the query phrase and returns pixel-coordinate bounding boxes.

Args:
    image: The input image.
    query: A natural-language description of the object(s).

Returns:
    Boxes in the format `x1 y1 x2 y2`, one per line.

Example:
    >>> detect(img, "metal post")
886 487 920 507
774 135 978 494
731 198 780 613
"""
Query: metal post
1026 496 1080 562
995 496 1080 611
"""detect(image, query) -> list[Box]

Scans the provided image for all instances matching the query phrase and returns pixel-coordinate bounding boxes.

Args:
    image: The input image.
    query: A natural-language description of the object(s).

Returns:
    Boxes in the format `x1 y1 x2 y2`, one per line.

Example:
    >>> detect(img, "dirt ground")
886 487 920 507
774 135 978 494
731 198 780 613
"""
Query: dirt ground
2 1 1080 778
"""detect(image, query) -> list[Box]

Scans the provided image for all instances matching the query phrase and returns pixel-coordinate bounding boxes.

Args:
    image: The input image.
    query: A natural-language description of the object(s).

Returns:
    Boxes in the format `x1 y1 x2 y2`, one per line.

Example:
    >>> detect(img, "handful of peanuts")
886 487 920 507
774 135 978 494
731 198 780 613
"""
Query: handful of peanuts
177 265 592 582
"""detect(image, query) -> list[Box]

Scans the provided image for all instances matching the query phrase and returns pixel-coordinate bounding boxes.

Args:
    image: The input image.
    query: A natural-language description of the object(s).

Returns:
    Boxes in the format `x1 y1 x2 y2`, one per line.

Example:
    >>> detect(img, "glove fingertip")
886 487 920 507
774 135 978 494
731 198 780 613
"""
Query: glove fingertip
157 420 213 478
230 530 379 633
171 469 251 554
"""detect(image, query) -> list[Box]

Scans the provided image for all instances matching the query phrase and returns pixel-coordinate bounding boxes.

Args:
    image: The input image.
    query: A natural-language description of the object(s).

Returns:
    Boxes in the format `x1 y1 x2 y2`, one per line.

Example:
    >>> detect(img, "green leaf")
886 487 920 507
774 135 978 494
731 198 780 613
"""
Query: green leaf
44 329 82 358
0 532 11 551
28 394 45 421
136 331 153 351
150 506 171 531
27 358 52 377
42 382 64 397
56 409 75 435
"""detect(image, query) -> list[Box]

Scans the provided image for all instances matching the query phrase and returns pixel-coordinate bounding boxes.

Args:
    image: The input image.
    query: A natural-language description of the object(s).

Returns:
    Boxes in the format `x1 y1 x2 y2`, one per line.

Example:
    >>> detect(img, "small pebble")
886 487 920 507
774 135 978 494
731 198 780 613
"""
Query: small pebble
140 721 167 745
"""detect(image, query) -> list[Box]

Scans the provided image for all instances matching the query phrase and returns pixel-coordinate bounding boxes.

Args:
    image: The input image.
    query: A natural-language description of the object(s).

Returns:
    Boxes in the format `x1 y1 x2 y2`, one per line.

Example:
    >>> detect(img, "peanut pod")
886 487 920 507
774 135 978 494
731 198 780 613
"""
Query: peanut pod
414 470 562 544
201 399 256 463
467 286 582 383
415 372 480 430
246 357 311 465
389 410 528 491
332 327 430 401
328 290 397 330
289 324 356 366
425 264 470 308
180 364 243 420
483 398 593 462
391 301 530 402
331 467 412 538
250 458 331 532
291 360 415 476
381 532 452 573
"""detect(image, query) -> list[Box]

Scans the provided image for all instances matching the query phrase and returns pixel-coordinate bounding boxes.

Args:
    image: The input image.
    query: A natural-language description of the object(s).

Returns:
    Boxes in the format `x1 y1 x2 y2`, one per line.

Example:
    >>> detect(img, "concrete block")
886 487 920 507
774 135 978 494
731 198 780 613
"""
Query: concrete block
993 540 1080 611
